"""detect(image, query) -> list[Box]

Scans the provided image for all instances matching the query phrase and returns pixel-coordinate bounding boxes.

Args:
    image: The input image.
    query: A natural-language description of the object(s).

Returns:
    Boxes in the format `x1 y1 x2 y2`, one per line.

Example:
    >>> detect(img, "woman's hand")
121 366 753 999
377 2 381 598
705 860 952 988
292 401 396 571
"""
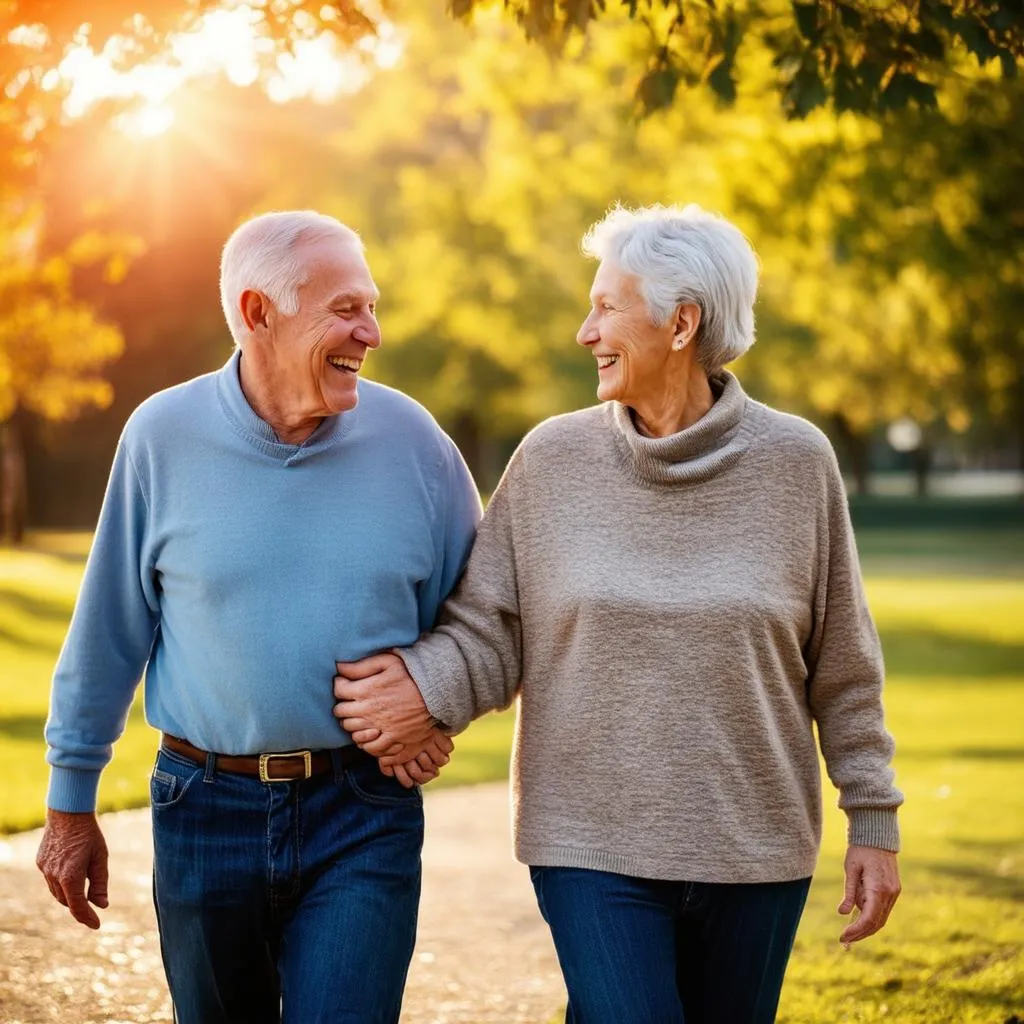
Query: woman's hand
377 730 456 788
838 845 901 947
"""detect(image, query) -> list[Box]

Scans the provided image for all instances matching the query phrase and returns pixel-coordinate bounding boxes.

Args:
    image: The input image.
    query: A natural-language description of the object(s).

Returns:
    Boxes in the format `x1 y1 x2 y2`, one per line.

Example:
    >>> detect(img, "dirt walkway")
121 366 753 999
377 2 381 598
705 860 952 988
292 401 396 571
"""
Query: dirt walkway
0 782 565 1024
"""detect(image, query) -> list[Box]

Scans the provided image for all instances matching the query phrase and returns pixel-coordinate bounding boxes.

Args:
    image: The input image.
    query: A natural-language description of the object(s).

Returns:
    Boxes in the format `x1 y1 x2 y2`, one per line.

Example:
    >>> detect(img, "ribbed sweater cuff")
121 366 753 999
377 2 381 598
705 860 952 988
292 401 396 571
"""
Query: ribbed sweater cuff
47 767 102 814
396 646 472 735
847 807 900 852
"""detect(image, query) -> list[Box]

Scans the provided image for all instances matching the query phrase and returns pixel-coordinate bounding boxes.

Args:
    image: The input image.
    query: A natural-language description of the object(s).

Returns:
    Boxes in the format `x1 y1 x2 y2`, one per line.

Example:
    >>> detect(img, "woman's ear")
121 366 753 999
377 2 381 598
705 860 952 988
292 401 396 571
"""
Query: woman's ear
672 302 701 351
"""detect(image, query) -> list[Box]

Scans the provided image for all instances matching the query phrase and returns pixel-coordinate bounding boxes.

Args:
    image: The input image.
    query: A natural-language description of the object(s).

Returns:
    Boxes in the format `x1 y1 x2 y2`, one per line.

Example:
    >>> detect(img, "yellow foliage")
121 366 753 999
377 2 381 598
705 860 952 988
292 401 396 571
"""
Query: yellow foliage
0 208 125 423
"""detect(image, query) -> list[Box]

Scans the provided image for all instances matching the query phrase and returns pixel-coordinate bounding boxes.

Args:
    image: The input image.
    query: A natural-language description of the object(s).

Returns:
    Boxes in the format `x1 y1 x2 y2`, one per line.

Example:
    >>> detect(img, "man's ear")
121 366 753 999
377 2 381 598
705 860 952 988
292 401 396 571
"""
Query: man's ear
673 302 701 349
239 289 271 333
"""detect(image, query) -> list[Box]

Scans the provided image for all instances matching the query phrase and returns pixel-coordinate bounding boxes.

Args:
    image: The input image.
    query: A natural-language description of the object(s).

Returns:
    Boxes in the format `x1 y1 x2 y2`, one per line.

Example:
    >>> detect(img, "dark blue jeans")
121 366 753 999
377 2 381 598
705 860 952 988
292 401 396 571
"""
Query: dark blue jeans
151 745 423 1024
531 866 811 1024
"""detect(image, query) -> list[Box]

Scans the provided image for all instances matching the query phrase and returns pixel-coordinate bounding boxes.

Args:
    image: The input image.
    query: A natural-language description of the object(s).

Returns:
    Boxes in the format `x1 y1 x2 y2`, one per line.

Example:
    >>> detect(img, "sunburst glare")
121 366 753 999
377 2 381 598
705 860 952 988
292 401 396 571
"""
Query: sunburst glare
20 3 403 138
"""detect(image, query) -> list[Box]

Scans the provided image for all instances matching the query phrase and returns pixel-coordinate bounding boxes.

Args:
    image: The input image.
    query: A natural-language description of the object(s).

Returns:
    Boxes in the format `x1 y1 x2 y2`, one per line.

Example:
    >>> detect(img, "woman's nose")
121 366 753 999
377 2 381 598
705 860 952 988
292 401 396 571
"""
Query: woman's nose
577 313 598 347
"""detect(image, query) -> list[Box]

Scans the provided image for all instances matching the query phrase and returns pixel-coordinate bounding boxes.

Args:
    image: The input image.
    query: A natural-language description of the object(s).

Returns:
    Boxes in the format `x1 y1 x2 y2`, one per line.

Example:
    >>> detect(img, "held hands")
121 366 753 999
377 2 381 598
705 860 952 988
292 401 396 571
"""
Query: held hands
36 810 109 929
838 845 901 947
333 653 452 788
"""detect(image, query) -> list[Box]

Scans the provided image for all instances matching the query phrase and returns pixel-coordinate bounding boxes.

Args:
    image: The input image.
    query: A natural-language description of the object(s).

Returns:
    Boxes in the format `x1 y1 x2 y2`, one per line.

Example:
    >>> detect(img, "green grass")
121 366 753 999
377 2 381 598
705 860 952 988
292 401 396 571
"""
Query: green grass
3 527 1023 1022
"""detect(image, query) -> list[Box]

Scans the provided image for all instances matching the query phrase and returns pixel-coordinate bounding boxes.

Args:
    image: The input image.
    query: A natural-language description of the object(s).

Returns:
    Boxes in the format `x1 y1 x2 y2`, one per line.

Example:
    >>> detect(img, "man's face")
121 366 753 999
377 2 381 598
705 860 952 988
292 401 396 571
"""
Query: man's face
269 235 381 417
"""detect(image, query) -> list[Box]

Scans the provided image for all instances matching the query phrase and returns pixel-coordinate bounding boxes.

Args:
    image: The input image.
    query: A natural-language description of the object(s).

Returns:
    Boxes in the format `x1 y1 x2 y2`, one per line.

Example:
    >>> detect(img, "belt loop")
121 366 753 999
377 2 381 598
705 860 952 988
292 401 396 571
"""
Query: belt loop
203 749 217 783
331 747 347 784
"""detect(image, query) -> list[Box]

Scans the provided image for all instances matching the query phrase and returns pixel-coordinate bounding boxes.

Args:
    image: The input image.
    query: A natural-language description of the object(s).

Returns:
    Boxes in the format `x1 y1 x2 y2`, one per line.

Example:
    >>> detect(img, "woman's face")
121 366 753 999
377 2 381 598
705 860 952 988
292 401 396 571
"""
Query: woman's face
576 260 676 407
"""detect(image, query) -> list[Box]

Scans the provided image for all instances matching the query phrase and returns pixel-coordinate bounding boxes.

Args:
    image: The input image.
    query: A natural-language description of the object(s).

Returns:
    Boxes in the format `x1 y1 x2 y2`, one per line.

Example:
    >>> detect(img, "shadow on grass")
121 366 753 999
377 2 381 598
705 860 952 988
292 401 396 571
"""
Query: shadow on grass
0 590 75 623
916 859 1024 903
0 713 45 741
0 625 60 655
0 702 145 742
0 590 73 653
898 746 1024 762
879 626 1024 679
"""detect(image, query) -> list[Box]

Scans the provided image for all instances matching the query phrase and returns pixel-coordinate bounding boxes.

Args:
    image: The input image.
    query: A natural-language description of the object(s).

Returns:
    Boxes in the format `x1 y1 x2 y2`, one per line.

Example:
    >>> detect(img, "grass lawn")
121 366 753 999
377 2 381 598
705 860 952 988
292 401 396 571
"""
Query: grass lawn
2 525 1022 1022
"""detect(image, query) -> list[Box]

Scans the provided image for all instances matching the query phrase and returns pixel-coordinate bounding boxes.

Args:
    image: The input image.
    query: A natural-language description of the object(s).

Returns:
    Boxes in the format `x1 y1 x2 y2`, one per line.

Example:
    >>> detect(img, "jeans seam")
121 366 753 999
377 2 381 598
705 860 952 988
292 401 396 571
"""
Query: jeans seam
294 782 303 897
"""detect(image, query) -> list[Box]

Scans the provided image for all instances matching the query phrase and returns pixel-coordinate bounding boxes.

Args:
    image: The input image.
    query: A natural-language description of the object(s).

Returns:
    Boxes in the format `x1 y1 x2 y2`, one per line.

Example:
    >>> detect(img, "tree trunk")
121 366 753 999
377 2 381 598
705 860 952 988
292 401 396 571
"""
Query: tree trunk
450 411 483 487
1015 376 1024 472
1 408 29 546
830 413 871 495
912 443 932 498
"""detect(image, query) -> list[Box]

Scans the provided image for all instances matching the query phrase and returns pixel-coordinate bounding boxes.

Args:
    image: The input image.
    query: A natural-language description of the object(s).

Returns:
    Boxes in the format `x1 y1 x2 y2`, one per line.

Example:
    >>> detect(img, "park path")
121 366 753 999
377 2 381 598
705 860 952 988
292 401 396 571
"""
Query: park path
0 782 565 1024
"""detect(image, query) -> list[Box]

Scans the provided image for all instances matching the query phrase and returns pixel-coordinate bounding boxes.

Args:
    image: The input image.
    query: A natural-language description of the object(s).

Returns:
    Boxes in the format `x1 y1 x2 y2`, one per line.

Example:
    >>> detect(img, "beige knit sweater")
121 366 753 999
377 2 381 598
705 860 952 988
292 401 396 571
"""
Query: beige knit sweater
400 372 902 883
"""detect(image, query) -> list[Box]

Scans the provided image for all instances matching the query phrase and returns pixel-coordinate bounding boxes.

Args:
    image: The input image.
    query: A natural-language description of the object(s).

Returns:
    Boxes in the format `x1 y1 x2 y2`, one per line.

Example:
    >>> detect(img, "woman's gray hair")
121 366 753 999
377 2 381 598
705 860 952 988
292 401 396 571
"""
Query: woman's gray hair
581 203 759 372
220 210 362 346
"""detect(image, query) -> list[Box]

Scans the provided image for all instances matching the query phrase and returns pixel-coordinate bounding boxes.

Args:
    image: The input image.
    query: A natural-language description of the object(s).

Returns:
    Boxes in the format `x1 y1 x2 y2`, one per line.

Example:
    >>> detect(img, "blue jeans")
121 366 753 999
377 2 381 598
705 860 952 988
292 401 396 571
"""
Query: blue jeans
151 745 423 1024
530 866 811 1024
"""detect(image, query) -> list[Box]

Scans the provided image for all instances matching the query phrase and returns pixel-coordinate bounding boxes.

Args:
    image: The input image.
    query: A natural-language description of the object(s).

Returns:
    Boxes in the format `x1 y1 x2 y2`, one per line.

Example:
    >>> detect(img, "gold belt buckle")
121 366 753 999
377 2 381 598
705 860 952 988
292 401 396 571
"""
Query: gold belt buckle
258 750 313 783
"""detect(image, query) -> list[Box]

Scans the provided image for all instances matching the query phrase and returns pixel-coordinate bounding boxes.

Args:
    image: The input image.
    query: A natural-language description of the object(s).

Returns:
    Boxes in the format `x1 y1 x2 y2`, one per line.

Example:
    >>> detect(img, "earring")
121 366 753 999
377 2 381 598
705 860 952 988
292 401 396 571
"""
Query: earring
672 337 685 351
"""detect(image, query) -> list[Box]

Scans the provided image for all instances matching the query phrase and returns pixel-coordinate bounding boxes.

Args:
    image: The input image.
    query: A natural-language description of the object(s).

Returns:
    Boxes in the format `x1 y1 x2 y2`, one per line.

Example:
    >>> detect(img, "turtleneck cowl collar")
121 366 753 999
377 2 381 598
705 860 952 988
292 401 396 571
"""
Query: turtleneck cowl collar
215 348 356 464
608 370 754 486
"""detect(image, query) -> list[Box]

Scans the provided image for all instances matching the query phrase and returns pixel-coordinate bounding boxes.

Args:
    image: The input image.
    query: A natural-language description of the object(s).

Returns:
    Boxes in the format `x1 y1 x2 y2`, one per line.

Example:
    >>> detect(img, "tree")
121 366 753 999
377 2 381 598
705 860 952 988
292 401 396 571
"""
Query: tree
0 207 124 542
452 0 1024 117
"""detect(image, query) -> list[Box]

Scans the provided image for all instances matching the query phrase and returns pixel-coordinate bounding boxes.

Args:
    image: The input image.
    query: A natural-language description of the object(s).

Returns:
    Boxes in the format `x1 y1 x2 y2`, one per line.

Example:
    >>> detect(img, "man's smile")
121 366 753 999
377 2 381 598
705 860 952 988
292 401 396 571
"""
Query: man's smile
327 355 362 373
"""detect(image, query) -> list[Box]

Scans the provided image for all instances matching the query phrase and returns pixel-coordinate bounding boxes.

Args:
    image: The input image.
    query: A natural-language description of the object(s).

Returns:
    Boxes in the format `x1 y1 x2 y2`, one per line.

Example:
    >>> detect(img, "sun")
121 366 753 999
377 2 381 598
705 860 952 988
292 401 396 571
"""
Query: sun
117 103 177 138
30 3 404 139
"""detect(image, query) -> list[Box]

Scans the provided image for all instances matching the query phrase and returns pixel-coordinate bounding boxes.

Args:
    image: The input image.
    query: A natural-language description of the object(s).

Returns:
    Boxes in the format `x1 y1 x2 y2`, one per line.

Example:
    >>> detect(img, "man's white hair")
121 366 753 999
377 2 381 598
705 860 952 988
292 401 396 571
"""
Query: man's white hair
581 203 759 373
219 210 362 346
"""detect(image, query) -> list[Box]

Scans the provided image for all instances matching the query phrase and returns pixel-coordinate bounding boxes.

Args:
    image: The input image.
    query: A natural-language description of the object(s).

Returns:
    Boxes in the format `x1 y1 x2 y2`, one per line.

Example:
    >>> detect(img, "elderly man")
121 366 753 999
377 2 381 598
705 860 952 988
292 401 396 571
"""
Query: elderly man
37 210 479 1023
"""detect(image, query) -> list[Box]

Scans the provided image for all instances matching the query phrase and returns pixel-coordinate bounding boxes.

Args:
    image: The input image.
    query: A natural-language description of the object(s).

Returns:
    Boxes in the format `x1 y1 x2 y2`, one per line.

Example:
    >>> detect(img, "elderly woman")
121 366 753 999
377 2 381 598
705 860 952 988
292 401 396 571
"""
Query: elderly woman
335 204 902 1024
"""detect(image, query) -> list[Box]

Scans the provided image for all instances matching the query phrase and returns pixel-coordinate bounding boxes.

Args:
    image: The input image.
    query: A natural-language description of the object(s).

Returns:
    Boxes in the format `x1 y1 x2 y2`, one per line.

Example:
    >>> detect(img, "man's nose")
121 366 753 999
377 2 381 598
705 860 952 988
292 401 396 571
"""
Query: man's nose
353 319 382 349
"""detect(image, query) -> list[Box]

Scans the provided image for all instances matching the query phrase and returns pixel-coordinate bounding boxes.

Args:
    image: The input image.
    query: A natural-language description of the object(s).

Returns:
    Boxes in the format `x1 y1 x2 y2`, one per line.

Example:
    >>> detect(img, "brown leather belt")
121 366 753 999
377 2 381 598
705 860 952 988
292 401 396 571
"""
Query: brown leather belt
161 734 361 783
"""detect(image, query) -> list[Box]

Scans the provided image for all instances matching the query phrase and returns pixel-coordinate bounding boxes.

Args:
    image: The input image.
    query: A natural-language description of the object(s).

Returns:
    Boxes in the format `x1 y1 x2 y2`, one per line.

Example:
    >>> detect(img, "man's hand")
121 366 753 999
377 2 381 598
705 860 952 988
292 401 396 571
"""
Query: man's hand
334 653 436 758
36 810 109 930
838 845 901 947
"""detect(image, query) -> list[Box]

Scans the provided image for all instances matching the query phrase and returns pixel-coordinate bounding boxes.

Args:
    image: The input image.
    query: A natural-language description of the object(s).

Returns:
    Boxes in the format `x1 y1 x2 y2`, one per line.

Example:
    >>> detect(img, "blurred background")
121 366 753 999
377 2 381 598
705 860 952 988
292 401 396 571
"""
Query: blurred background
0 2 1021 1021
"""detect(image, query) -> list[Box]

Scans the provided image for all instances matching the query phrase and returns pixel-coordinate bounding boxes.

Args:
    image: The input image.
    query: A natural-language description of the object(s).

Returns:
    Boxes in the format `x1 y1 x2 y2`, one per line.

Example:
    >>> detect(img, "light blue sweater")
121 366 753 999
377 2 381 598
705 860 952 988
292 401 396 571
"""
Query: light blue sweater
45 351 481 813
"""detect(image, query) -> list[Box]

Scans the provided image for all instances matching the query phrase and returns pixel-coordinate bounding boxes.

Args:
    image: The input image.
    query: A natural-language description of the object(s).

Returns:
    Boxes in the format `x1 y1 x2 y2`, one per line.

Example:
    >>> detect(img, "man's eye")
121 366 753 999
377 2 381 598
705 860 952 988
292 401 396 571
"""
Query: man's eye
335 308 353 316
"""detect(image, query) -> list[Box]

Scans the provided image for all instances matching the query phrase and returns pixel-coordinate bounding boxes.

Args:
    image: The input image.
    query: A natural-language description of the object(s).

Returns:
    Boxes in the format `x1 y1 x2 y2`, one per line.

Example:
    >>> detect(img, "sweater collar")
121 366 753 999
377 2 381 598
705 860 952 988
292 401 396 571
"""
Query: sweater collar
609 370 752 485
215 348 355 462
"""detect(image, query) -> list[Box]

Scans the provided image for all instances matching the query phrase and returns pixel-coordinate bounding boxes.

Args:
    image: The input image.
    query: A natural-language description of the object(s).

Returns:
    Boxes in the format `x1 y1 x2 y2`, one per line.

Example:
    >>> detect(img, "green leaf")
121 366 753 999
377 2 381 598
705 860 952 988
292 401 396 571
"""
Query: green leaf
708 53 736 104
836 3 862 32
910 28 946 61
636 66 680 112
855 59 885 93
566 0 594 31
954 16 1000 63
906 77 939 108
785 63 828 118
988 7 1019 32
793 2 819 40
833 61 865 112
998 49 1019 79
925 2 957 33
881 71 936 111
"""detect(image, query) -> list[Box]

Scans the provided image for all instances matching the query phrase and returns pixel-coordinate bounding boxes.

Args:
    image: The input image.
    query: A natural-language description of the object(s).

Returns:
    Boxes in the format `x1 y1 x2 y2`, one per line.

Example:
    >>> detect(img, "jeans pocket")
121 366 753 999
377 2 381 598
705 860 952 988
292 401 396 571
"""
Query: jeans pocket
150 751 203 809
345 757 423 808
